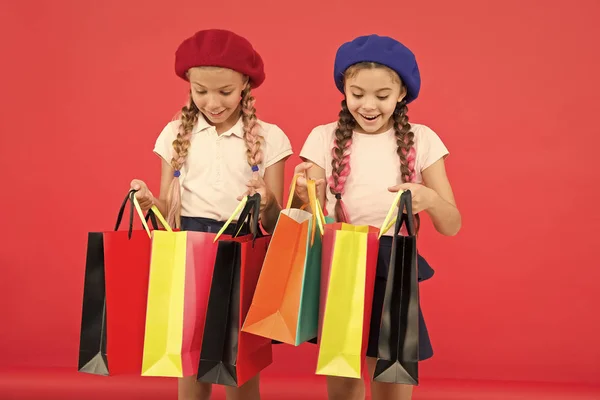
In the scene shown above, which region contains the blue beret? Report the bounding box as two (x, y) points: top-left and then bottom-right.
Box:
(333, 34), (421, 104)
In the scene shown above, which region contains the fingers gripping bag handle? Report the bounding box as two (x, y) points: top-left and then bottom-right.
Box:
(306, 179), (325, 244)
(379, 190), (416, 239)
(234, 193), (262, 239)
(212, 193), (262, 243)
(285, 174), (301, 210)
(114, 189), (173, 239)
(394, 190), (415, 238)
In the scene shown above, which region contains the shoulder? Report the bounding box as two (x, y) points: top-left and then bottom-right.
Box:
(408, 122), (450, 167)
(306, 121), (338, 143)
(153, 119), (182, 160)
(256, 119), (294, 166)
(256, 119), (290, 142)
(298, 121), (338, 168)
(409, 123), (447, 147)
(409, 122), (439, 138)
(157, 119), (182, 141)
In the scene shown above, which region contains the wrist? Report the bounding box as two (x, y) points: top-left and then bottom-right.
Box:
(262, 190), (279, 212)
(424, 188), (442, 214)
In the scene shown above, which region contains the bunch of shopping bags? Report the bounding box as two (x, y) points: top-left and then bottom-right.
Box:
(78, 177), (422, 386)
(78, 189), (271, 386)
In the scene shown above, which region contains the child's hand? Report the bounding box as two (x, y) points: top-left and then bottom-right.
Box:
(293, 162), (326, 205)
(388, 183), (436, 214)
(130, 179), (154, 211)
(237, 174), (275, 212)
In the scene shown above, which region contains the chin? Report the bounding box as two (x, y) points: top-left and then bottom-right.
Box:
(351, 111), (393, 134)
(358, 123), (385, 133)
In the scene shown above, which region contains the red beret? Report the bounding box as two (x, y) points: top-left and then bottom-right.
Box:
(174, 29), (265, 88)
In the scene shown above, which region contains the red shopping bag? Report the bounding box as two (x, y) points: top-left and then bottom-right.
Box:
(79, 190), (157, 376)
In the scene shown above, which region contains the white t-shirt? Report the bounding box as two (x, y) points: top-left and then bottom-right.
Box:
(300, 121), (449, 235)
(153, 113), (293, 221)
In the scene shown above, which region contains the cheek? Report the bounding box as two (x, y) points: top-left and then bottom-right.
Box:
(224, 95), (241, 109)
(381, 100), (398, 115)
(345, 97), (363, 113)
(191, 93), (206, 109)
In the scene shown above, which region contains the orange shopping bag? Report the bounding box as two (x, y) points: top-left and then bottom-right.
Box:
(242, 176), (324, 345)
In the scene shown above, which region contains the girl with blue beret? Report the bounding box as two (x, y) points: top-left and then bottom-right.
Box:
(293, 34), (462, 399)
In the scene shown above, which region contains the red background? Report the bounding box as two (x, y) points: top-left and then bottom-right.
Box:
(1, 0), (599, 387)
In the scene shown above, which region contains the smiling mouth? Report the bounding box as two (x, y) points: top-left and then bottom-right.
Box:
(207, 109), (225, 117)
(360, 113), (381, 121)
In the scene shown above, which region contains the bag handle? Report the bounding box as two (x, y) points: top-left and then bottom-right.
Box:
(114, 190), (157, 239)
(286, 174), (326, 227)
(233, 193), (262, 239)
(379, 190), (416, 238)
(286, 173), (326, 241)
(115, 190), (173, 239)
(394, 190), (415, 237)
(307, 179), (325, 244)
(213, 194), (262, 242)
(379, 190), (404, 238)
(285, 174), (301, 210)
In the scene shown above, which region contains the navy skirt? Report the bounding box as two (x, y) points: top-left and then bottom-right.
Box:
(181, 216), (249, 236)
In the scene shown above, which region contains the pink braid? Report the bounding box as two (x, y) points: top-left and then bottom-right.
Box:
(393, 100), (420, 234)
(329, 99), (356, 223)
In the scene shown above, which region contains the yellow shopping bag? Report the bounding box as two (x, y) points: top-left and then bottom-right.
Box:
(140, 201), (231, 378)
(315, 223), (380, 379)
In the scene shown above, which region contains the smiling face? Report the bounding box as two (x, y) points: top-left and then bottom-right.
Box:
(188, 67), (248, 130)
(344, 63), (407, 134)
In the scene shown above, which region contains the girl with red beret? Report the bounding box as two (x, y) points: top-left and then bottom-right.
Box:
(293, 34), (462, 400)
(131, 29), (292, 400)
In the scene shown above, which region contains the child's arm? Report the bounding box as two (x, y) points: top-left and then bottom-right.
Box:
(152, 158), (175, 219)
(421, 158), (461, 236)
(390, 158), (461, 236)
(258, 160), (286, 234)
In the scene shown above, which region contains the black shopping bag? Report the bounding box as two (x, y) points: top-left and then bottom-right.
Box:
(373, 190), (420, 385)
(196, 194), (273, 387)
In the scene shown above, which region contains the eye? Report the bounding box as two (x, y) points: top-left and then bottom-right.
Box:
(195, 89), (207, 95)
(220, 91), (233, 96)
(377, 96), (389, 100)
(351, 93), (363, 99)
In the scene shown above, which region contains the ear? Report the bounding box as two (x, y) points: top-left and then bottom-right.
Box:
(397, 85), (408, 102)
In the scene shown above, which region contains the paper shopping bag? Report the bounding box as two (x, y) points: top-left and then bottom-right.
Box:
(373, 190), (420, 385)
(141, 207), (218, 378)
(242, 176), (325, 345)
(78, 232), (109, 375)
(315, 222), (379, 379)
(197, 194), (273, 387)
(78, 190), (157, 376)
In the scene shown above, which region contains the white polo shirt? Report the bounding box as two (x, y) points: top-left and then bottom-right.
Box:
(153, 113), (293, 221)
(300, 121), (449, 235)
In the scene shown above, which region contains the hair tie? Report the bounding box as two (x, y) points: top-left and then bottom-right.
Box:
(335, 193), (342, 200)
(174, 170), (181, 178)
(251, 165), (259, 172)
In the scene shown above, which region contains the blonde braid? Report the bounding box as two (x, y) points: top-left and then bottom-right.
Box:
(241, 85), (263, 171)
(166, 91), (199, 229)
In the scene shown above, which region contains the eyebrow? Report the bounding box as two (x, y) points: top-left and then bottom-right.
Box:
(193, 83), (234, 90)
(349, 85), (392, 92)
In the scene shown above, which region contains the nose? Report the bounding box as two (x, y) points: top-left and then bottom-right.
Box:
(206, 95), (220, 109)
(363, 96), (376, 110)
